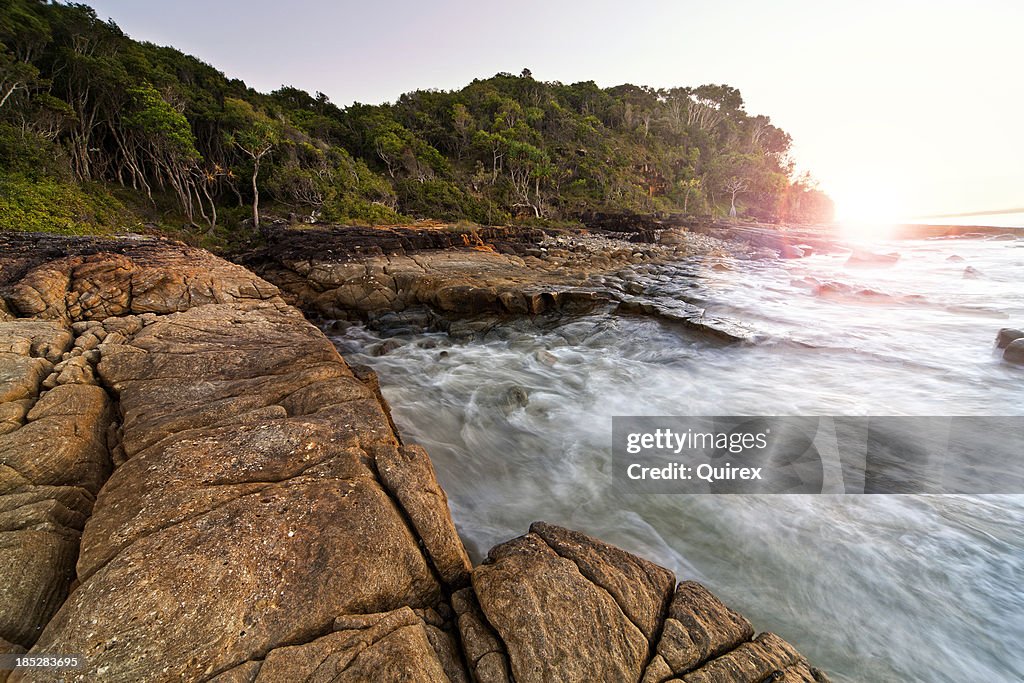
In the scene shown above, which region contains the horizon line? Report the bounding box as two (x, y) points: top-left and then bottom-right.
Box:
(916, 207), (1024, 219)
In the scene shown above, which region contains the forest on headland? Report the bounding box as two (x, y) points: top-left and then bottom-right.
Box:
(0, 0), (833, 245)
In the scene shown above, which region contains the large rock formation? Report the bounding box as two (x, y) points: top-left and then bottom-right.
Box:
(0, 234), (828, 682)
(240, 225), (652, 321)
(241, 224), (755, 342)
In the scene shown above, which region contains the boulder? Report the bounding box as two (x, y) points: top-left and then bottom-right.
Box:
(1004, 338), (1024, 365)
(3, 240), (278, 323)
(643, 581), (753, 679)
(470, 522), (674, 683)
(996, 328), (1024, 349)
(845, 251), (899, 267)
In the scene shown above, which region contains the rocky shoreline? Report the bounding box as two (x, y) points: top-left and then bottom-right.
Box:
(0, 231), (830, 682)
(239, 221), (796, 345)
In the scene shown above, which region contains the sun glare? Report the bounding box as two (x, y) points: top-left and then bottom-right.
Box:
(832, 190), (906, 240)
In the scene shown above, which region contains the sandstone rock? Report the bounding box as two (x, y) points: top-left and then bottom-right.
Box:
(0, 637), (27, 683)
(8, 263), (71, 319)
(471, 528), (654, 683)
(0, 322), (72, 363)
(1004, 338), (1024, 364)
(4, 239), (279, 323)
(452, 587), (512, 683)
(0, 382), (111, 648)
(1, 384), (111, 496)
(529, 521), (675, 641)
(679, 632), (829, 683)
(53, 356), (94, 386)
(376, 444), (473, 588)
(0, 527), (79, 648)
(0, 400), (31, 436)
(23, 300), (468, 681)
(1, 236), (828, 682)
(996, 328), (1024, 349)
(211, 608), (464, 683)
(0, 354), (51, 404)
(645, 581), (754, 678)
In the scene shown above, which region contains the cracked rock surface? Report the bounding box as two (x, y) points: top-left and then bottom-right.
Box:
(1, 234), (828, 682)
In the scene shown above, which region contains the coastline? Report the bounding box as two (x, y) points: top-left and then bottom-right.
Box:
(0, 231), (831, 681)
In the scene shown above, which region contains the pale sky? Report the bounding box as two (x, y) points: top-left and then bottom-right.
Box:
(87, 0), (1023, 221)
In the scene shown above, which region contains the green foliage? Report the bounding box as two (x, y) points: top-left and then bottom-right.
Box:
(0, 171), (134, 234)
(395, 178), (508, 224)
(0, 122), (65, 178)
(124, 83), (200, 161)
(223, 97), (280, 159)
(0, 0), (833, 241)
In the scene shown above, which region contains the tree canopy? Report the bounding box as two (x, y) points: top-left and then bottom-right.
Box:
(0, 0), (833, 235)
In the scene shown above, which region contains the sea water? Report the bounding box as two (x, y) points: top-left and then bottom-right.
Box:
(330, 233), (1024, 682)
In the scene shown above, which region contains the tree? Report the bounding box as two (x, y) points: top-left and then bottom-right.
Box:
(122, 83), (202, 220)
(223, 98), (280, 232)
(724, 176), (748, 218)
(0, 49), (36, 109)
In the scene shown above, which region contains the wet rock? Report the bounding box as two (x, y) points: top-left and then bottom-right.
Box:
(534, 350), (557, 366)
(963, 266), (982, 279)
(845, 251), (899, 267)
(946, 254), (965, 262)
(327, 319), (354, 334)
(996, 328), (1024, 349)
(504, 385), (529, 410)
(370, 338), (404, 356)
(1004, 339), (1024, 364)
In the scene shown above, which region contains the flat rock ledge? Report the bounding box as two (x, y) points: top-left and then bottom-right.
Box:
(0, 234), (828, 682)
(240, 224), (762, 344)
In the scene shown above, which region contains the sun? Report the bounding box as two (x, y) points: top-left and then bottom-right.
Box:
(831, 189), (907, 240)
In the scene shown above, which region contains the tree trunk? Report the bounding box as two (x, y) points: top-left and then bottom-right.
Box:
(251, 159), (261, 230)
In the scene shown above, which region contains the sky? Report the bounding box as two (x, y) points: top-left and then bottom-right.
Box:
(86, 0), (1023, 222)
